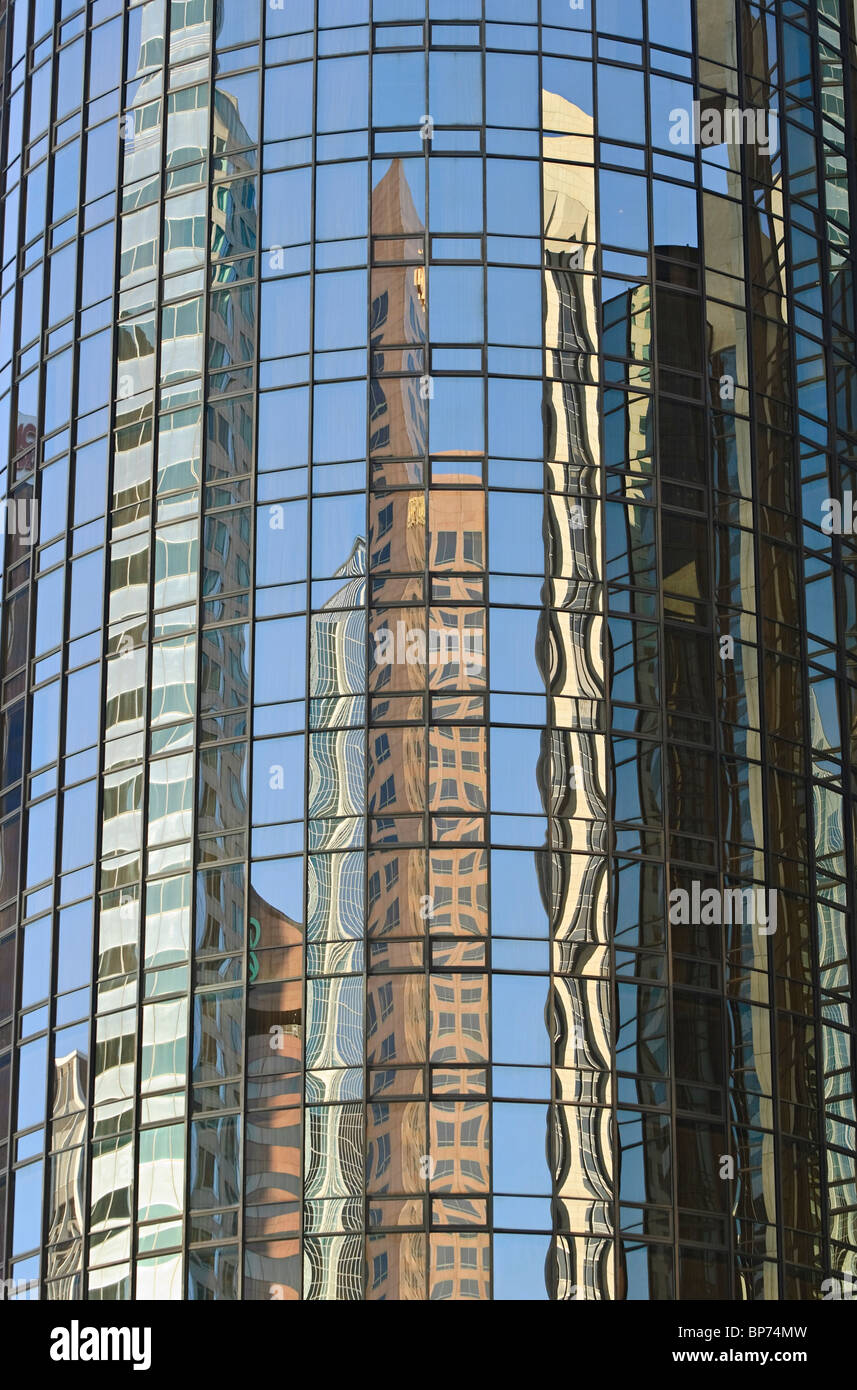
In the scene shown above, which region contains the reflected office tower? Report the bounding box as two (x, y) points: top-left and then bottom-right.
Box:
(1, 0), (856, 1303)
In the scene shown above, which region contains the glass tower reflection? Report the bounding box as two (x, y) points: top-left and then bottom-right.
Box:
(0, 0), (856, 1303)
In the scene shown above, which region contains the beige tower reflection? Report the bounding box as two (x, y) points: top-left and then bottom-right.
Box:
(542, 89), (614, 1301)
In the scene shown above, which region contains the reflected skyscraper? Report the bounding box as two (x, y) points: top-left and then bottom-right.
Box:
(0, 0), (856, 1304)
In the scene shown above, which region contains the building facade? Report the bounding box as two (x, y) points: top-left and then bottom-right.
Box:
(0, 0), (856, 1301)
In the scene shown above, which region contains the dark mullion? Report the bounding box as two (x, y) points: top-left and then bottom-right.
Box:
(417, 478), (430, 1286)
(35, 0), (75, 1303)
(178, 0), (223, 1302)
(232, 0), (264, 1310)
(804, 0), (841, 1292)
(644, 0), (677, 1301)
(834, 0), (857, 1232)
(0, 0), (12, 1286)
(181, 0), (216, 1305)
(775, 0), (826, 1298)
(0, 0), (36, 1289)
(746, 0), (783, 1302)
(4, 0), (66, 1295)
(6, 0), (55, 1299)
(77, 0), (126, 1297)
(299, 0), (319, 1302)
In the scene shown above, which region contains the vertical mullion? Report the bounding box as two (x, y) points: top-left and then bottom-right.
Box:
(182, 0), (216, 1301)
(81, 0), (130, 1299)
(300, 0), (319, 1301)
(235, 0), (265, 1311)
(37, 0), (70, 1302)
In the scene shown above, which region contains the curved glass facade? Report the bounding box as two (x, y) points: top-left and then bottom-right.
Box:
(0, 0), (856, 1303)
